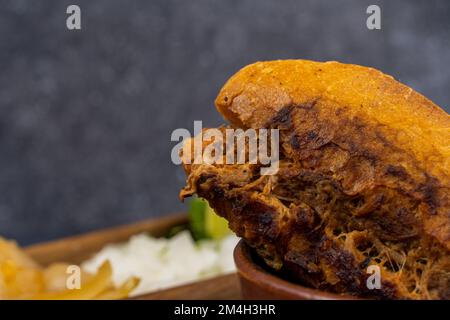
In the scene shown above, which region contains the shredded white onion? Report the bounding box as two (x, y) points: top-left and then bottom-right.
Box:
(82, 231), (239, 296)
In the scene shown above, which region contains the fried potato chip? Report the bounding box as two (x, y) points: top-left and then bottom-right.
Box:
(32, 261), (112, 300)
(0, 237), (139, 300)
(95, 277), (140, 300)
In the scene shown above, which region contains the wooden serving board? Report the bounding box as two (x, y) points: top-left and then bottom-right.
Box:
(24, 213), (242, 300)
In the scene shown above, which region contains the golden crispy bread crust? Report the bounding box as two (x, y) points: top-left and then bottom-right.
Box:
(181, 60), (450, 298)
(215, 60), (450, 250)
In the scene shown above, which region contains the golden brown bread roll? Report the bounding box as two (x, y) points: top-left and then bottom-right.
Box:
(181, 60), (450, 299)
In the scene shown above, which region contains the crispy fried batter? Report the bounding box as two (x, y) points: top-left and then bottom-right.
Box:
(180, 60), (450, 299)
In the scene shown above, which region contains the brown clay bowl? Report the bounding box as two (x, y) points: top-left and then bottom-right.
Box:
(234, 239), (356, 300)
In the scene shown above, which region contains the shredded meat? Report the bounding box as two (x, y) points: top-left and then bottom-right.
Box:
(180, 125), (449, 299)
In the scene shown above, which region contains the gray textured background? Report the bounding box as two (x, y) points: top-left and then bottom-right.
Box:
(0, 0), (449, 245)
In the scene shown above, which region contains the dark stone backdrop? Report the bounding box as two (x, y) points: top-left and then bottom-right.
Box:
(0, 0), (449, 244)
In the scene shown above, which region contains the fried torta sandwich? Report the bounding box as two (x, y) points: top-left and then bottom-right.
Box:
(180, 60), (450, 299)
